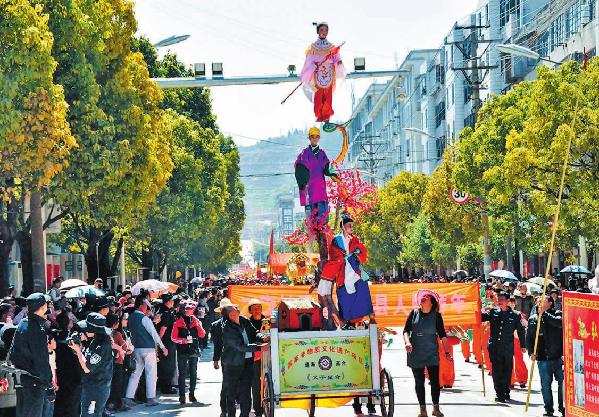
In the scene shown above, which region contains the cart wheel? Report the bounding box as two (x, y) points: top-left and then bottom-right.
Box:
(307, 394), (316, 417)
(380, 368), (394, 417)
(263, 373), (275, 417)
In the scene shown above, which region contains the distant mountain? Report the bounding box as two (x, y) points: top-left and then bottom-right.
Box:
(239, 129), (342, 242)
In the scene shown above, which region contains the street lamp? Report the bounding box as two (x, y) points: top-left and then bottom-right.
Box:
(495, 43), (561, 65)
(153, 34), (190, 48)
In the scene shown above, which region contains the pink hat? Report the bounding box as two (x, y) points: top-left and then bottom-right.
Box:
(415, 289), (440, 304)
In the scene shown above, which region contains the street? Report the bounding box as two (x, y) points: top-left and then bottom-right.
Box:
(121, 334), (547, 417)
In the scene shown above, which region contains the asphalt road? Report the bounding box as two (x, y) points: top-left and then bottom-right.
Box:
(120, 334), (549, 417)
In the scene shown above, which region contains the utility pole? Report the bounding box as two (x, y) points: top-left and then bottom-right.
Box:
(447, 16), (497, 279)
(358, 134), (386, 184)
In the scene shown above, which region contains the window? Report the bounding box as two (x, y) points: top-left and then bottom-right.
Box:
(500, 0), (521, 28)
(464, 83), (472, 104)
(435, 64), (445, 84)
(591, 0), (597, 20)
(535, 31), (549, 58)
(435, 101), (446, 128)
(436, 136), (447, 159)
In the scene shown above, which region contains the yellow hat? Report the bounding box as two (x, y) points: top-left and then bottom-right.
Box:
(308, 127), (320, 137)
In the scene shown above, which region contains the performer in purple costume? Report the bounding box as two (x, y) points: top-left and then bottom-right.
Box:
(294, 126), (338, 270)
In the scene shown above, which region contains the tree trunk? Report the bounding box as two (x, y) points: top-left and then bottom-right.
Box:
(109, 238), (124, 277)
(0, 197), (18, 297)
(141, 249), (153, 280)
(30, 192), (46, 292)
(84, 229), (113, 282)
(15, 231), (33, 295)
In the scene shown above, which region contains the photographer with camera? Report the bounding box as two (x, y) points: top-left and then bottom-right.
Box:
(69, 312), (114, 417)
(9, 293), (53, 417)
(171, 301), (206, 405)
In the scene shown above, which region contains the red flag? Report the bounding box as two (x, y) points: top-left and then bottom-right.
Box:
(583, 48), (589, 70)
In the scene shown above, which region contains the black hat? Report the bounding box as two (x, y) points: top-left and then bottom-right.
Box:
(160, 293), (174, 303)
(94, 296), (112, 310)
(26, 293), (50, 312)
(497, 291), (510, 299)
(313, 21), (329, 32)
(78, 312), (111, 335)
(340, 212), (354, 228)
(550, 288), (560, 294)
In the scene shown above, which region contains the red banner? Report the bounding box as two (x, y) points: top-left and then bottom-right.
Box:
(228, 283), (481, 327)
(563, 291), (599, 417)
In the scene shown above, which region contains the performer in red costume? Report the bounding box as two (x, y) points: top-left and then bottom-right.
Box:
(300, 22), (346, 122)
(321, 213), (373, 328)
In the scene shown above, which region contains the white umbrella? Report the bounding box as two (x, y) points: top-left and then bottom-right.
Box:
(453, 270), (468, 277)
(490, 270), (518, 281)
(190, 277), (203, 285)
(65, 285), (105, 299)
(560, 265), (592, 274)
(131, 279), (169, 296)
(527, 277), (556, 287)
(59, 279), (88, 290)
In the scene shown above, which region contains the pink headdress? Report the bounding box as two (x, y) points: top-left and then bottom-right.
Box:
(415, 289), (440, 304)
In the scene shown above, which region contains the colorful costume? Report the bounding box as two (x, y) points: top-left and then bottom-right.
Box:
(300, 37), (346, 122)
(295, 127), (338, 266)
(321, 232), (373, 322)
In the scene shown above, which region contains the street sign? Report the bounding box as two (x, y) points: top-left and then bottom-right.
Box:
(450, 188), (470, 204)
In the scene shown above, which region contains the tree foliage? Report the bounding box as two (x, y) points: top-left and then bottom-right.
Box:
(454, 60), (599, 255)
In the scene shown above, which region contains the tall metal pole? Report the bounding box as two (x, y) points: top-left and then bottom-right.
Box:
(30, 192), (47, 292)
(468, 21), (492, 280)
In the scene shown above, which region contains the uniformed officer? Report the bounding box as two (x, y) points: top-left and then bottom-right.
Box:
(69, 312), (114, 417)
(481, 290), (526, 403)
(9, 293), (53, 417)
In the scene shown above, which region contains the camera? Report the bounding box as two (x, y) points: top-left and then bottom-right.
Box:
(66, 332), (82, 346)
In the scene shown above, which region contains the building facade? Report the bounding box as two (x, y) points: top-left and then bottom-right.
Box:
(349, 0), (598, 183)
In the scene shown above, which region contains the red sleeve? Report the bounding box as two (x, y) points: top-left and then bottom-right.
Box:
(171, 318), (187, 344)
(193, 317), (206, 338)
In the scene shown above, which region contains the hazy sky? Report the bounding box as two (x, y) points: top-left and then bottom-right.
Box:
(134, 0), (477, 146)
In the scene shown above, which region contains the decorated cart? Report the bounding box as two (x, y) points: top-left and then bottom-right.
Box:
(261, 298), (394, 417)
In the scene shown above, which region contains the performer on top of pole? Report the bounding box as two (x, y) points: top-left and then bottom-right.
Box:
(300, 22), (346, 122)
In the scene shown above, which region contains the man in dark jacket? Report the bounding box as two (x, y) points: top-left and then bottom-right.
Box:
(9, 293), (53, 417)
(526, 295), (564, 417)
(220, 299), (264, 417)
(481, 291), (526, 403)
(212, 313), (227, 417)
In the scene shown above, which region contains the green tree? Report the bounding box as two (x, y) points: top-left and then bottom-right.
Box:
(42, 0), (173, 280)
(128, 42), (245, 275)
(0, 0), (75, 293)
(357, 171), (429, 270)
(453, 60), (599, 263)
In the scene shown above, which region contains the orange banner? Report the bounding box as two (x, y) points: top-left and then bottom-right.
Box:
(228, 283), (481, 327)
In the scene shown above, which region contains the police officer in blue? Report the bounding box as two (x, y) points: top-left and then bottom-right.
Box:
(481, 290), (526, 403)
(9, 293), (53, 417)
(69, 312), (114, 417)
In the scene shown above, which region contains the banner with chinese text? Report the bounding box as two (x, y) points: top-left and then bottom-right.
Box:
(278, 335), (372, 393)
(563, 292), (599, 417)
(228, 283), (480, 327)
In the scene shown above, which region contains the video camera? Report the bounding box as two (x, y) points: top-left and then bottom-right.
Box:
(66, 331), (82, 346)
